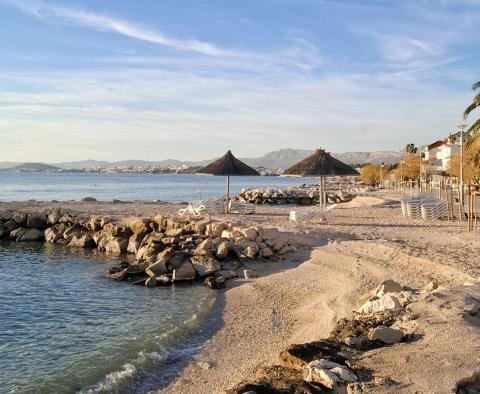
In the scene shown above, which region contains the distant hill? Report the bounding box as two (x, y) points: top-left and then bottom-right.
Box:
(2, 162), (61, 172)
(1, 149), (403, 172)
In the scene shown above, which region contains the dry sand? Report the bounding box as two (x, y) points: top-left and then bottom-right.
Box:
(1, 194), (479, 393)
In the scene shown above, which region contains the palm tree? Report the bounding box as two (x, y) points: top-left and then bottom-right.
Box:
(405, 143), (417, 155)
(464, 81), (480, 140)
(463, 81), (480, 168)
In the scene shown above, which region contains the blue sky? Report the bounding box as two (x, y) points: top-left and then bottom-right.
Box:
(0, 0), (479, 162)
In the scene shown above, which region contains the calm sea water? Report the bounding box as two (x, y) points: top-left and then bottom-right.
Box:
(0, 242), (217, 394)
(0, 172), (311, 202)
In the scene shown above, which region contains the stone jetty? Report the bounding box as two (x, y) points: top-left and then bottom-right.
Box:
(238, 184), (355, 205)
(0, 208), (297, 289)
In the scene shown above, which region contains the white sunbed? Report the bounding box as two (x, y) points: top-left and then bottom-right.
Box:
(229, 200), (255, 214)
(178, 198), (225, 216)
(420, 199), (448, 220)
(290, 204), (337, 224)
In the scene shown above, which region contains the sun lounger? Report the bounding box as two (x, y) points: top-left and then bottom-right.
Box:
(420, 199), (447, 220)
(290, 204), (337, 224)
(178, 198), (225, 216)
(229, 200), (255, 214)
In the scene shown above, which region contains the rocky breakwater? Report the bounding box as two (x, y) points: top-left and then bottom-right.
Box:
(238, 185), (354, 205)
(0, 208), (297, 290)
(226, 279), (431, 393)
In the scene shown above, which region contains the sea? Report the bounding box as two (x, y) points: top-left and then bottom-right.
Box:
(0, 172), (311, 394)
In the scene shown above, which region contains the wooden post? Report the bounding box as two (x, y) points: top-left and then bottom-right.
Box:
(226, 175), (230, 213)
(318, 176), (323, 208)
(457, 180), (462, 221)
(444, 179), (451, 222)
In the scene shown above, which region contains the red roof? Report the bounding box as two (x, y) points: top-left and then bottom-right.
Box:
(427, 140), (445, 150)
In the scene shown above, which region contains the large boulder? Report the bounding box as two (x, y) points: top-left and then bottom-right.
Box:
(44, 226), (65, 243)
(304, 359), (357, 388)
(373, 279), (402, 297)
(369, 325), (403, 344)
(191, 253), (221, 276)
(129, 218), (151, 234)
(69, 234), (95, 248)
(206, 222), (227, 238)
(196, 238), (214, 253)
(13, 212), (28, 226)
(172, 260), (196, 281)
(63, 223), (85, 242)
(16, 228), (44, 242)
(357, 294), (402, 314)
(0, 221), (4, 238)
(26, 211), (47, 229)
(4, 220), (20, 233)
(127, 232), (147, 254)
(216, 242), (229, 260)
(47, 208), (62, 225)
(103, 237), (128, 255)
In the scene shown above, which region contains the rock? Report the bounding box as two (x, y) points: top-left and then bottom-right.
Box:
(259, 247), (274, 258)
(242, 227), (258, 241)
(373, 279), (402, 297)
(44, 227), (65, 243)
(156, 247), (175, 264)
(156, 275), (171, 285)
(172, 261), (196, 281)
(243, 269), (254, 279)
(63, 223), (85, 242)
(197, 361), (212, 370)
(145, 260), (168, 277)
(206, 222), (227, 238)
(145, 277), (157, 287)
(0, 221), (4, 238)
(196, 238), (214, 252)
(127, 232), (147, 254)
(304, 359), (357, 388)
(168, 251), (187, 269)
(279, 340), (356, 371)
(424, 280), (438, 292)
(16, 228), (44, 242)
(244, 245), (258, 259)
(344, 336), (363, 347)
(369, 325), (403, 344)
(216, 241), (229, 260)
(81, 196), (97, 202)
(464, 303), (479, 315)
(357, 294), (402, 314)
(191, 253), (221, 276)
(166, 228), (184, 237)
(69, 234), (94, 248)
(129, 218), (151, 234)
(219, 269), (237, 280)
(13, 212), (28, 226)
(221, 229), (243, 239)
(278, 245), (296, 255)
(106, 268), (127, 281)
(100, 216), (111, 227)
(204, 276), (226, 289)
(26, 211), (47, 229)
(104, 237), (128, 255)
(4, 220), (20, 233)
(47, 208), (62, 225)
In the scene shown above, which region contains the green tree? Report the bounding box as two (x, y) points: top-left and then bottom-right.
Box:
(405, 143), (417, 155)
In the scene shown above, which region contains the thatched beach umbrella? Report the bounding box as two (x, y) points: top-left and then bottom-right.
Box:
(283, 148), (358, 208)
(196, 150), (259, 212)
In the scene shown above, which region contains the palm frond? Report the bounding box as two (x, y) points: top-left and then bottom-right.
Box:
(466, 119), (480, 142)
(463, 93), (480, 119)
(473, 81), (480, 91)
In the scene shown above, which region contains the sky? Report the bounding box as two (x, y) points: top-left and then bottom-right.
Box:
(0, 0), (479, 162)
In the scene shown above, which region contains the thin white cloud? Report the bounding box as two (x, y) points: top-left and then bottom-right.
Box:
(2, 0), (222, 55)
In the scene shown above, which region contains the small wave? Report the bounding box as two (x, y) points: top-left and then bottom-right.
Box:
(80, 363), (137, 394)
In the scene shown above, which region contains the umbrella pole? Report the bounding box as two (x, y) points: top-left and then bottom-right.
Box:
(319, 176), (323, 209)
(226, 175), (230, 213)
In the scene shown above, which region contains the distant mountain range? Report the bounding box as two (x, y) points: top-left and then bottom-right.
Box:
(0, 148), (402, 171)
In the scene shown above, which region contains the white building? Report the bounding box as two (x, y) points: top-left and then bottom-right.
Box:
(422, 137), (460, 173)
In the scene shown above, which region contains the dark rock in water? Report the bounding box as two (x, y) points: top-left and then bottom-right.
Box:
(279, 340), (358, 371)
(119, 261), (129, 269)
(108, 266), (122, 274)
(156, 274), (171, 285)
(26, 211), (47, 229)
(4, 220), (20, 233)
(106, 268), (126, 281)
(131, 276), (148, 285)
(13, 213), (28, 226)
(226, 365), (325, 393)
(69, 234), (95, 248)
(145, 277), (157, 287)
(81, 197), (97, 202)
(204, 276), (226, 289)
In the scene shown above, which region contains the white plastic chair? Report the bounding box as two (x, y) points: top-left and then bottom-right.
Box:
(229, 200), (255, 214)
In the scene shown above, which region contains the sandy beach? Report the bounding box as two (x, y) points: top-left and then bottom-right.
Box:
(1, 194), (479, 393)
(151, 193), (479, 393)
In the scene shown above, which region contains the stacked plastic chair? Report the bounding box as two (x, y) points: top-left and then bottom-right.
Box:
(420, 199), (447, 220)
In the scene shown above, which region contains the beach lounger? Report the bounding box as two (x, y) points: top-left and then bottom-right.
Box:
(290, 204), (337, 224)
(420, 199), (447, 220)
(229, 200), (255, 214)
(178, 198), (225, 216)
